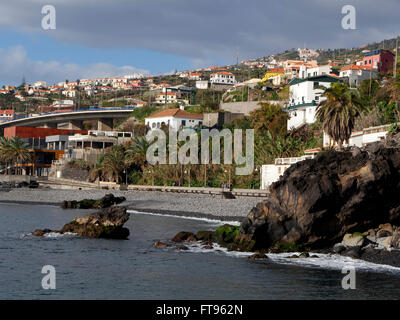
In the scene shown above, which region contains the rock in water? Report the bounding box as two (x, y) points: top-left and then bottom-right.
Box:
(60, 207), (130, 239)
(61, 194), (126, 209)
(240, 134), (400, 250)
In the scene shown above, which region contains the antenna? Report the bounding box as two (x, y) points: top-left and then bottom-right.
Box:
(236, 47), (239, 66)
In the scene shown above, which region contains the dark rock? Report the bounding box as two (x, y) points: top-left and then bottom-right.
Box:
(359, 246), (400, 267)
(61, 194), (126, 209)
(32, 229), (58, 236)
(299, 252), (310, 258)
(222, 192), (236, 199)
(203, 245), (214, 250)
(239, 135), (400, 251)
(333, 243), (346, 253)
(172, 231), (195, 242)
(176, 245), (189, 251)
(341, 246), (362, 258)
(60, 206), (130, 239)
(196, 231), (216, 242)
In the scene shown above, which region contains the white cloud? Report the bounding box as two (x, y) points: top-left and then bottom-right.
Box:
(0, 0), (400, 72)
(0, 46), (150, 85)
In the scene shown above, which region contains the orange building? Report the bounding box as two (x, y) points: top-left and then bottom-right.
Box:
(4, 126), (87, 139)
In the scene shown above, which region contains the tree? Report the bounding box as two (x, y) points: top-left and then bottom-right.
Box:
(102, 145), (126, 183)
(125, 136), (151, 169)
(316, 82), (363, 150)
(0, 137), (30, 174)
(250, 102), (288, 136)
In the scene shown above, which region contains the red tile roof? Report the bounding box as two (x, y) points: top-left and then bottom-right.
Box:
(340, 65), (374, 72)
(147, 108), (203, 119)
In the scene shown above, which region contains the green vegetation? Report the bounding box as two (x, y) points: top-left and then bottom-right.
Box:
(316, 83), (363, 150)
(0, 137), (31, 174)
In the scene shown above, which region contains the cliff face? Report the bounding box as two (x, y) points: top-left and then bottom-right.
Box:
(240, 134), (400, 250)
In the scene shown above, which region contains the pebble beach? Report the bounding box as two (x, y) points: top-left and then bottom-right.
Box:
(0, 188), (261, 221)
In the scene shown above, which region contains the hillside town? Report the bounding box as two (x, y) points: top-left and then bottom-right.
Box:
(0, 38), (399, 191)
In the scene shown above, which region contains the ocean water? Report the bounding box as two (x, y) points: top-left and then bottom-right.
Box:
(0, 203), (399, 300)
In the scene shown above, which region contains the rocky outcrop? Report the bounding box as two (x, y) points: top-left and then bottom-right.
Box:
(61, 193), (126, 209)
(332, 224), (400, 267)
(240, 134), (400, 251)
(32, 206), (130, 239)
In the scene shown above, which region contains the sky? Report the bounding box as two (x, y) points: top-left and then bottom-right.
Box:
(0, 0), (399, 86)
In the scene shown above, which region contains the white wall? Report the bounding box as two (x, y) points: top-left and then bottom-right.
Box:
(261, 164), (290, 190)
(145, 116), (203, 131)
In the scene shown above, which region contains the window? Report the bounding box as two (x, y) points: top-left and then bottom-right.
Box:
(182, 120), (186, 126)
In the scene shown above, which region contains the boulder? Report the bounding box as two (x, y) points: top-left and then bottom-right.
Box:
(172, 231), (196, 242)
(196, 231), (216, 242)
(391, 230), (400, 249)
(32, 206), (130, 239)
(61, 194), (126, 209)
(239, 135), (400, 251)
(333, 243), (346, 253)
(342, 233), (365, 247)
(376, 236), (392, 250)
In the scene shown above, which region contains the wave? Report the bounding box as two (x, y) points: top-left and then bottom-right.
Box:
(127, 209), (241, 226)
(178, 242), (400, 274)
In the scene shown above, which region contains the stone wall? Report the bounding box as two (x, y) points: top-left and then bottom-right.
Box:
(219, 101), (284, 116)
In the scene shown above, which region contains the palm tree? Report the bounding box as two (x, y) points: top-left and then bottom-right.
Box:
(0, 137), (30, 174)
(316, 83), (363, 150)
(125, 136), (151, 169)
(102, 145), (126, 183)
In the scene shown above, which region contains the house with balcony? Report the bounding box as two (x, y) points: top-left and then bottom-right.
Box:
(286, 75), (341, 129)
(145, 108), (203, 131)
(210, 72), (236, 85)
(362, 49), (395, 74)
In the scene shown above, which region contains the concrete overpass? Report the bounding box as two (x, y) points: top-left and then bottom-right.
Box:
(0, 107), (135, 131)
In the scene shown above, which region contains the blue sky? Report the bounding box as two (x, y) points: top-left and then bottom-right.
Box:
(0, 0), (399, 86)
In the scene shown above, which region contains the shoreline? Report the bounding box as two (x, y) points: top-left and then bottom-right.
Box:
(1, 189), (399, 269)
(0, 199), (244, 223)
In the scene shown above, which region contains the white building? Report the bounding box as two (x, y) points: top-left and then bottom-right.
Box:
(323, 124), (389, 148)
(145, 108), (203, 130)
(299, 65), (332, 79)
(210, 72), (236, 85)
(287, 75), (341, 129)
(33, 81), (47, 89)
(339, 65), (378, 87)
(155, 92), (179, 105)
(196, 80), (210, 90)
(261, 154), (316, 190)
